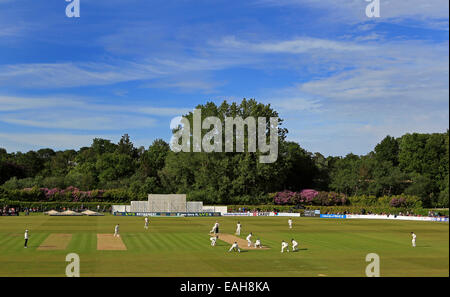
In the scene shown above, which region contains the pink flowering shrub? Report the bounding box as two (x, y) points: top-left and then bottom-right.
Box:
(300, 189), (319, 204)
(390, 197), (406, 207)
(273, 190), (296, 205)
(15, 187), (111, 202)
(273, 189), (347, 206)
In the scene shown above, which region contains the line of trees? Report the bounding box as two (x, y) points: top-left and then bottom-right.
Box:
(0, 99), (448, 207)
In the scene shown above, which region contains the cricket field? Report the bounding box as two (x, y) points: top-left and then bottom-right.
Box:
(0, 215), (448, 277)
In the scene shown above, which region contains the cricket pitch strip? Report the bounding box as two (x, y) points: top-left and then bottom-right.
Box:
(97, 234), (127, 250)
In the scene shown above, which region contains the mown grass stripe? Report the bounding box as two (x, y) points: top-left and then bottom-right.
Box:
(156, 232), (178, 252)
(140, 233), (160, 252)
(146, 233), (165, 251)
(192, 233), (211, 251)
(136, 233), (153, 250)
(170, 233), (197, 251)
(156, 232), (177, 251)
(177, 232), (205, 251)
(124, 234), (144, 251)
(0, 233), (12, 246)
(1, 236), (23, 251)
(2, 233), (49, 251)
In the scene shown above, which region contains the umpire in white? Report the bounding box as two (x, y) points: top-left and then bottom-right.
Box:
(24, 229), (29, 248)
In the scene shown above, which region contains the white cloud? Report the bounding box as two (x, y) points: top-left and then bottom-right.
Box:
(273, 97), (322, 113)
(1, 112), (157, 131)
(0, 95), (190, 116)
(0, 133), (114, 152)
(255, 0), (449, 29)
(0, 56), (247, 89)
(0, 94), (192, 133)
(299, 42), (449, 103)
(0, 62), (166, 88)
(0, 25), (21, 37)
(214, 36), (368, 54)
(256, 38), (449, 156)
(141, 74), (226, 94)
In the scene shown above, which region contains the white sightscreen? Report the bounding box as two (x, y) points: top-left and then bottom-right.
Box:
(186, 201), (203, 212)
(148, 194), (187, 212)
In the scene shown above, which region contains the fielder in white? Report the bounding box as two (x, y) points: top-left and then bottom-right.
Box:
(210, 236), (218, 246)
(210, 222), (219, 234)
(236, 221), (241, 236)
(291, 239), (298, 251)
(144, 217), (149, 230)
(254, 238), (262, 248)
(288, 218), (293, 229)
(228, 241), (241, 253)
(411, 232), (416, 247)
(281, 240), (289, 253)
(246, 233), (253, 247)
(114, 224), (120, 237)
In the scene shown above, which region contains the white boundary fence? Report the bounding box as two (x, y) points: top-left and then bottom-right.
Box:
(346, 214), (449, 222)
(112, 205), (131, 213)
(202, 205), (228, 214)
(222, 212), (300, 217)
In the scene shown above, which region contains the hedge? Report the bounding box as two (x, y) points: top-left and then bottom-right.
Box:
(227, 204), (301, 213)
(1, 186), (143, 203)
(226, 204), (446, 216)
(0, 200), (113, 211)
(271, 190), (423, 208)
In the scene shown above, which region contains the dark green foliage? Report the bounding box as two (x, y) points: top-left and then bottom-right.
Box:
(0, 100), (448, 207)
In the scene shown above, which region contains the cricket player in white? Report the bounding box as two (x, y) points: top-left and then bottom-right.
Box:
(236, 221), (241, 236)
(24, 229), (29, 248)
(254, 238), (262, 248)
(281, 240), (289, 253)
(210, 236), (218, 246)
(228, 241), (241, 253)
(288, 218), (293, 229)
(246, 233), (253, 247)
(291, 239), (298, 251)
(210, 222), (219, 234)
(144, 217), (149, 229)
(114, 224), (120, 237)
(411, 232), (416, 247)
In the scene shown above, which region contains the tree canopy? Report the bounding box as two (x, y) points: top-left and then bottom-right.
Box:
(0, 99), (448, 207)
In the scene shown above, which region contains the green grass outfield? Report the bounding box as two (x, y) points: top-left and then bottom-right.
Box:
(0, 215), (448, 277)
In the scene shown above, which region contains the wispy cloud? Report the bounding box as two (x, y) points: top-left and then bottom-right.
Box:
(213, 36), (368, 53)
(0, 132), (116, 152)
(255, 38), (449, 156)
(0, 95), (190, 116)
(0, 56), (247, 89)
(0, 0), (447, 156)
(0, 94), (191, 132)
(254, 0), (449, 29)
(0, 62), (166, 88)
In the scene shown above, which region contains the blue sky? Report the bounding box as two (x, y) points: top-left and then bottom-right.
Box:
(0, 0), (448, 156)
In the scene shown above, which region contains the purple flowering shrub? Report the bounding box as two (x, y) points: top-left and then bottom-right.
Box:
(299, 189), (318, 204)
(389, 196), (407, 207)
(273, 190), (296, 205)
(19, 187), (108, 202)
(273, 189), (347, 206)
